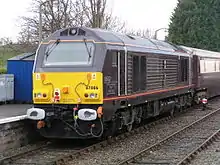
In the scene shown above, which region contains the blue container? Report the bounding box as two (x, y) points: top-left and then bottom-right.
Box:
(7, 52), (35, 103)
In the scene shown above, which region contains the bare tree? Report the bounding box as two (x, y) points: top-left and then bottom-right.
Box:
(0, 37), (13, 46)
(17, 0), (125, 47)
(17, 0), (76, 44)
(84, 0), (107, 28)
(122, 28), (154, 39)
(79, 0), (125, 31)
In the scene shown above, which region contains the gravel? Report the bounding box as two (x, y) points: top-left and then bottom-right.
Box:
(0, 140), (95, 164)
(137, 110), (220, 165)
(190, 139), (220, 165)
(68, 99), (220, 165)
(0, 142), (47, 160)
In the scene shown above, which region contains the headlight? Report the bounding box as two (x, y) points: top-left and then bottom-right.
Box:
(78, 109), (97, 121)
(37, 93), (42, 98)
(84, 111), (95, 118)
(84, 92), (99, 99)
(26, 108), (46, 120)
(90, 93), (95, 98)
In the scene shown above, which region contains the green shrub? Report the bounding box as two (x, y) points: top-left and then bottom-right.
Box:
(0, 68), (7, 74)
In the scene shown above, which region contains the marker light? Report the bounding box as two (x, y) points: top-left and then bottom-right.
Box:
(62, 87), (69, 94)
(87, 73), (92, 81)
(41, 74), (46, 81)
(43, 93), (47, 97)
(84, 93), (88, 97)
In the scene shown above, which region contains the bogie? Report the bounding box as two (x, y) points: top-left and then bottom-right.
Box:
(105, 92), (194, 137)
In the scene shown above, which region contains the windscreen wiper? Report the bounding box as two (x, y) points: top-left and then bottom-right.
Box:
(45, 39), (60, 60)
(83, 38), (92, 62)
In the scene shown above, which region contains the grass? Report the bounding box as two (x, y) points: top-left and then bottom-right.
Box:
(0, 45), (23, 69)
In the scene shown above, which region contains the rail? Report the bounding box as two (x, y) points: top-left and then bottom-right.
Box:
(117, 107), (220, 165)
(177, 129), (220, 165)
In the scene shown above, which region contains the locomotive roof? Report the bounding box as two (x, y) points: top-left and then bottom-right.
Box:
(85, 27), (187, 54)
(48, 27), (188, 56)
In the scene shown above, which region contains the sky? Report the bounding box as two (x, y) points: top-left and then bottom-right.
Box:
(0, 0), (178, 41)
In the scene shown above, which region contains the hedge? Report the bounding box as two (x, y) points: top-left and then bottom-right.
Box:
(0, 68), (7, 74)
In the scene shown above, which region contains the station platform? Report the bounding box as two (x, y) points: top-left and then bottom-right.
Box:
(0, 104), (32, 124)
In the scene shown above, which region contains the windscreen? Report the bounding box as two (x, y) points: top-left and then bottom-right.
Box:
(43, 41), (95, 66)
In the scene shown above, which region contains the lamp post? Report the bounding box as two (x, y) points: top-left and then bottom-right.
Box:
(39, 0), (58, 44)
(153, 28), (168, 40)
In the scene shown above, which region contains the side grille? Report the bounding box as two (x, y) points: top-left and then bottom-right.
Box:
(127, 53), (133, 94)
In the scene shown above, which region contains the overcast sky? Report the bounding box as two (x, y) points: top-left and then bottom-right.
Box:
(0, 0), (178, 41)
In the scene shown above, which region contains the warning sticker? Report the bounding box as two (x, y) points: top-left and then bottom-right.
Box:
(36, 73), (41, 80)
(92, 73), (96, 80)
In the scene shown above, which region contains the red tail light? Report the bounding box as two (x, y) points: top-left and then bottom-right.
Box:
(202, 98), (207, 104)
(55, 92), (59, 95)
(55, 95), (60, 100)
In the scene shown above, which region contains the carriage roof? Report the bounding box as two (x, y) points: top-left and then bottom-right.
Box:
(180, 46), (220, 59)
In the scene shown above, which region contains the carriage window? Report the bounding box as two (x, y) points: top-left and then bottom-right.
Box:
(218, 61), (220, 71)
(201, 58), (220, 73)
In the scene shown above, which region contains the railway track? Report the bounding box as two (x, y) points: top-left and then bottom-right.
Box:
(117, 106), (220, 165)
(177, 128), (220, 165)
(0, 97), (219, 165)
(0, 115), (174, 165)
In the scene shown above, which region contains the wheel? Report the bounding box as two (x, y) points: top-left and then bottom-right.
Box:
(126, 124), (133, 132)
(135, 117), (141, 124)
(103, 121), (116, 139)
(170, 108), (175, 118)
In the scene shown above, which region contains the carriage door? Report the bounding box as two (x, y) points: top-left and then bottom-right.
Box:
(189, 54), (193, 86)
(192, 55), (199, 88)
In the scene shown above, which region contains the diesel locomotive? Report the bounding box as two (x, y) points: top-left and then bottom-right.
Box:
(26, 27), (220, 139)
